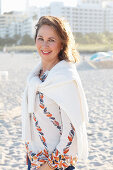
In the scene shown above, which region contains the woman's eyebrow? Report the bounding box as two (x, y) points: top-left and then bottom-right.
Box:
(48, 37), (56, 40)
(37, 35), (43, 37)
(37, 35), (56, 40)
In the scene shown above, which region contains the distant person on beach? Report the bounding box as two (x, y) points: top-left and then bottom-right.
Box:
(3, 46), (7, 53)
(82, 55), (85, 61)
(21, 16), (89, 170)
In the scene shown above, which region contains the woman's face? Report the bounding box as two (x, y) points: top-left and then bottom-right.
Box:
(36, 25), (62, 62)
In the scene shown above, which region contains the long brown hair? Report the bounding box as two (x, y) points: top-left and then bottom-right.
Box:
(35, 16), (80, 63)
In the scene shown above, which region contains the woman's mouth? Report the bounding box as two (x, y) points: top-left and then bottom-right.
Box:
(41, 50), (51, 55)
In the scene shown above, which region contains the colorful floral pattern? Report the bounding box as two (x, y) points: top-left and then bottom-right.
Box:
(39, 92), (62, 134)
(47, 123), (77, 169)
(25, 70), (77, 169)
(25, 142), (48, 169)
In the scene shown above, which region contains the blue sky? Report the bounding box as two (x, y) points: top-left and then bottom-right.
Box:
(2, 0), (77, 13)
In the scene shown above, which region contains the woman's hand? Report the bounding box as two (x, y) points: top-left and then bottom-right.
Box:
(38, 162), (54, 170)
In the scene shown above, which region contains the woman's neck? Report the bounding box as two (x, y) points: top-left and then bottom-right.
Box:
(41, 59), (60, 73)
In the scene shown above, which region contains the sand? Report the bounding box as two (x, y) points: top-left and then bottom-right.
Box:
(0, 52), (113, 170)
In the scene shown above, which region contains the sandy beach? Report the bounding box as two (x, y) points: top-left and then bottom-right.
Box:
(0, 52), (113, 170)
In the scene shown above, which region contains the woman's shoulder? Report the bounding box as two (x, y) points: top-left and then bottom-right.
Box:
(46, 60), (78, 83)
(50, 60), (76, 74)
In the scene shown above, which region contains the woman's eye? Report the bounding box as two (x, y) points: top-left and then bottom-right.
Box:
(48, 39), (55, 42)
(37, 38), (43, 41)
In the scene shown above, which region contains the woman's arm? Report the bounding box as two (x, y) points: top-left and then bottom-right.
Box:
(47, 108), (78, 169)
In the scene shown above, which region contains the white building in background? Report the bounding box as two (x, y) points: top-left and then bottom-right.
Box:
(39, 2), (64, 18)
(0, 0), (113, 39)
(39, 1), (113, 33)
(0, 11), (38, 38)
(80, 0), (102, 4)
(104, 1), (113, 32)
(0, 0), (1, 15)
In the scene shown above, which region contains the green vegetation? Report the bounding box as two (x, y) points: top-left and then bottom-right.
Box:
(77, 44), (113, 53)
(20, 35), (35, 45)
(73, 32), (112, 44)
(0, 34), (35, 47)
(0, 32), (113, 53)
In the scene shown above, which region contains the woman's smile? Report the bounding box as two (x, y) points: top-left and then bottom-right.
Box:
(36, 25), (62, 62)
(41, 50), (52, 55)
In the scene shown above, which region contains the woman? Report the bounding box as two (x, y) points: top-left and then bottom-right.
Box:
(21, 16), (89, 170)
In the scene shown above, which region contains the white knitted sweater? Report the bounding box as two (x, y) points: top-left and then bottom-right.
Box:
(21, 60), (89, 160)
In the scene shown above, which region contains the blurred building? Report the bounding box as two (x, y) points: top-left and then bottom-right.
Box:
(104, 1), (113, 32)
(0, 0), (113, 39)
(39, 1), (113, 33)
(0, 0), (1, 15)
(80, 0), (102, 3)
(0, 11), (38, 38)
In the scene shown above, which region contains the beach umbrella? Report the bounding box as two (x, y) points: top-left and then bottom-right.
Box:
(90, 52), (112, 61)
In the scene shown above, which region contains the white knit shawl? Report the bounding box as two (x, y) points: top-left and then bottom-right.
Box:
(21, 60), (89, 160)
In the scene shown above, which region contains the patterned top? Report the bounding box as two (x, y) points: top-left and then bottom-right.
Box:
(25, 69), (78, 169)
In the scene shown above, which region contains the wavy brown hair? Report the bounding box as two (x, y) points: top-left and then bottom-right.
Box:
(35, 16), (80, 63)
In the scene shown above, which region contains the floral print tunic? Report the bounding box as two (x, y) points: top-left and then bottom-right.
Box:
(25, 70), (78, 169)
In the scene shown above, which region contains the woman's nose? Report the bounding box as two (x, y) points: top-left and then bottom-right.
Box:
(42, 41), (49, 47)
